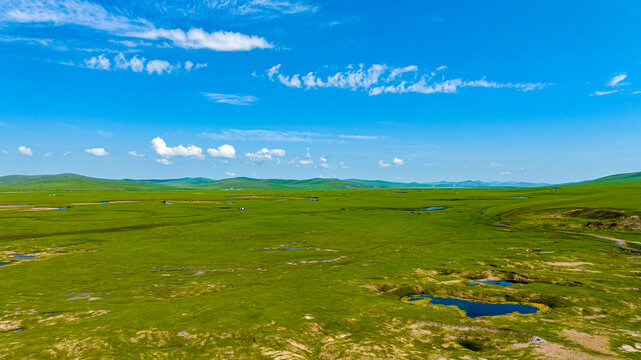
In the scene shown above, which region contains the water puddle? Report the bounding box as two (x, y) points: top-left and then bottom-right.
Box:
(512, 196), (530, 199)
(414, 206), (448, 211)
(161, 201), (174, 205)
(0, 263), (7, 266)
(471, 279), (523, 286)
(401, 294), (547, 318)
(264, 247), (309, 251)
(9, 253), (36, 260)
(27, 207), (69, 211)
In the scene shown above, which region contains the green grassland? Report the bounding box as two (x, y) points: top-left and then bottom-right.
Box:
(0, 177), (640, 358)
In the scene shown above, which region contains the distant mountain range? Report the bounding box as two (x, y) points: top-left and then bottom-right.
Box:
(0, 172), (638, 191)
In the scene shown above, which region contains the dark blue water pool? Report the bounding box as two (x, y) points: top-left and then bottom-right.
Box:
(404, 295), (541, 318)
(471, 279), (523, 286)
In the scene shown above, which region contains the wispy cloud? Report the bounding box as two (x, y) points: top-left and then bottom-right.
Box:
(206, 0), (317, 16)
(607, 73), (627, 87)
(591, 90), (619, 96)
(267, 64), (548, 96)
(156, 158), (172, 165)
(0, 0), (272, 52)
(339, 134), (379, 140)
(202, 129), (319, 142)
(127, 28), (272, 51)
(203, 93), (257, 106)
(0, 0), (151, 32)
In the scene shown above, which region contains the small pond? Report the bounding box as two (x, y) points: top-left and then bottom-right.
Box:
(414, 206), (448, 211)
(402, 294), (546, 318)
(511, 196), (530, 199)
(471, 279), (523, 286)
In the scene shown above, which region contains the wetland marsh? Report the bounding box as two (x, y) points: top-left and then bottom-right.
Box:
(0, 184), (640, 358)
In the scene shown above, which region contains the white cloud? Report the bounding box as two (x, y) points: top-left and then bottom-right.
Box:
(0, 0), (151, 32)
(607, 73), (627, 87)
(500, 171), (512, 175)
(62, 151), (71, 156)
(245, 148), (286, 161)
(299, 159), (313, 165)
(277, 74), (302, 88)
(151, 137), (204, 159)
(591, 90), (619, 96)
(319, 155), (331, 168)
(267, 64), (281, 79)
(388, 65), (417, 80)
(203, 93), (257, 106)
(17, 145), (32, 156)
(85, 53), (200, 75)
(339, 134), (379, 140)
(268, 64), (548, 95)
(490, 162), (501, 167)
(225, 171), (236, 177)
(84, 147), (108, 156)
(114, 53), (145, 72)
(84, 54), (110, 70)
(146, 60), (173, 75)
(379, 157), (404, 167)
(0, 0), (273, 52)
(156, 158), (172, 165)
(202, 129), (320, 142)
(43, 152), (52, 158)
(207, 144), (236, 158)
(129, 28), (272, 52)
(128, 150), (144, 157)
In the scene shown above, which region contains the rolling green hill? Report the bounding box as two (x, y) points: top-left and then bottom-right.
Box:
(140, 177), (373, 190)
(0, 173), (571, 191)
(577, 171), (641, 185)
(0, 173), (174, 191)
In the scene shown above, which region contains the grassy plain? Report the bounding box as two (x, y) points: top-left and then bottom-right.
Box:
(0, 183), (640, 358)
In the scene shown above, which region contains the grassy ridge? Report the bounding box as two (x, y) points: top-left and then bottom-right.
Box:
(0, 173), (174, 191)
(577, 171), (641, 185)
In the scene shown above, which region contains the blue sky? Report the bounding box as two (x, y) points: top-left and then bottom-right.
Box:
(1, 0), (641, 183)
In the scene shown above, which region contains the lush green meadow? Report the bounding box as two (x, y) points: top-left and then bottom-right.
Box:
(0, 183), (640, 358)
